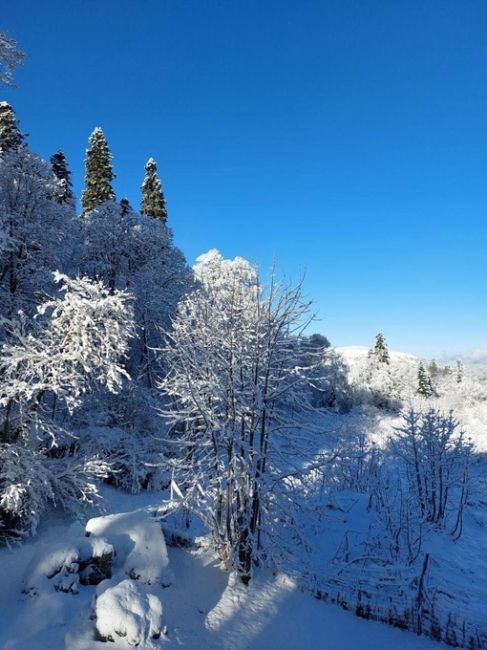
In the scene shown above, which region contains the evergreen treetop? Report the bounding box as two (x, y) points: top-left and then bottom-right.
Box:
(141, 157), (167, 223)
(50, 150), (74, 205)
(0, 101), (23, 152)
(81, 127), (115, 216)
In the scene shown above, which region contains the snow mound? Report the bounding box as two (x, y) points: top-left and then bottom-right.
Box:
(86, 509), (172, 586)
(23, 536), (113, 595)
(95, 578), (163, 646)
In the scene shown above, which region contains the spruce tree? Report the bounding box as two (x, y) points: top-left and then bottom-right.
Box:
(140, 158), (167, 223)
(50, 150), (74, 205)
(0, 101), (23, 152)
(417, 362), (433, 397)
(369, 332), (390, 364)
(81, 127), (115, 216)
(456, 360), (464, 384)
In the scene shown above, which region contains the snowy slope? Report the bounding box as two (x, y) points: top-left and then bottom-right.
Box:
(0, 489), (444, 650)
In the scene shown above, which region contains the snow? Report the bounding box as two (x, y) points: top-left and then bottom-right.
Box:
(23, 534), (114, 592)
(0, 489), (446, 650)
(86, 509), (172, 587)
(95, 579), (163, 646)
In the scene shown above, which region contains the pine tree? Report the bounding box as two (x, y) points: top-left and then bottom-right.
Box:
(0, 101), (23, 152)
(417, 362), (433, 397)
(456, 360), (464, 384)
(50, 150), (74, 205)
(81, 127), (115, 216)
(369, 332), (390, 364)
(140, 158), (167, 223)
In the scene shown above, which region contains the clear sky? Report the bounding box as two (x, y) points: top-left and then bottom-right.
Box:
(2, 1), (486, 357)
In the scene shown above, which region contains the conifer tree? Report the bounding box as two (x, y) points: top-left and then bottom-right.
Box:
(50, 150), (74, 205)
(456, 360), (464, 384)
(119, 197), (132, 217)
(417, 362), (433, 397)
(81, 127), (115, 216)
(140, 158), (167, 223)
(368, 332), (390, 364)
(0, 101), (23, 152)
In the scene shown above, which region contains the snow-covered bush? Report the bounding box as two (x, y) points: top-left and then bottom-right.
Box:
(0, 444), (108, 539)
(392, 409), (471, 531)
(328, 431), (381, 493)
(290, 336), (352, 411)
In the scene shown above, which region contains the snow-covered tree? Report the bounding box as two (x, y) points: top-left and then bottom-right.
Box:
(0, 273), (135, 537)
(141, 158), (167, 223)
(417, 362), (433, 398)
(0, 32), (24, 87)
(369, 332), (390, 364)
(0, 147), (76, 325)
(161, 250), (320, 582)
(0, 101), (23, 152)
(1, 272), (134, 419)
(81, 128), (115, 216)
(50, 150), (74, 206)
(81, 200), (191, 387)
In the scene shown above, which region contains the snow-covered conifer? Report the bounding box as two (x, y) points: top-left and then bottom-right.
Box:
(50, 150), (74, 206)
(417, 362), (433, 397)
(81, 128), (115, 216)
(140, 158), (167, 223)
(0, 101), (23, 152)
(369, 332), (390, 364)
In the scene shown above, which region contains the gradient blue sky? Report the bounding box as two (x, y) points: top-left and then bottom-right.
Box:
(2, 1), (486, 357)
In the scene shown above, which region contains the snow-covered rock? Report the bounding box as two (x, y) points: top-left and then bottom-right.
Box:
(23, 536), (114, 595)
(95, 578), (163, 646)
(86, 509), (172, 586)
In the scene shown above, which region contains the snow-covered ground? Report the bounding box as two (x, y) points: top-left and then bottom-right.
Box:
(0, 488), (446, 650)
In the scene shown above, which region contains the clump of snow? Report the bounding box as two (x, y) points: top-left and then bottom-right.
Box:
(24, 542), (80, 595)
(86, 509), (172, 586)
(95, 578), (163, 646)
(23, 536), (114, 595)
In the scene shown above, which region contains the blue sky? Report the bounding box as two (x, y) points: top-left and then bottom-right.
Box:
(2, 1), (486, 357)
